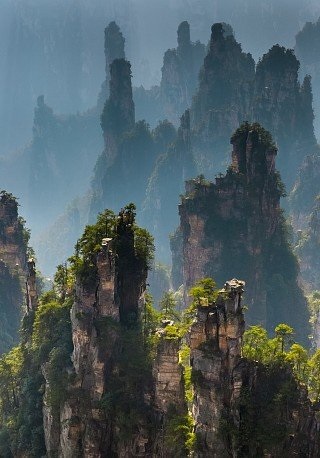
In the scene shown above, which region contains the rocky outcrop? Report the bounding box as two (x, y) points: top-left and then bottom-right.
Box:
(295, 200), (320, 291)
(290, 154), (320, 231)
(189, 24), (317, 186)
(26, 258), (37, 312)
(174, 123), (309, 344)
(142, 110), (196, 262)
(160, 21), (206, 126)
(253, 45), (317, 187)
(191, 23), (255, 174)
(97, 21), (126, 112)
(295, 17), (320, 139)
(134, 21), (206, 128)
(100, 58), (135, 170)
(43, 208), (150, 456)
(0, 191), (29, 353)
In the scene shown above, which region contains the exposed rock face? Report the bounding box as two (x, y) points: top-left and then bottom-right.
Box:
(104, 22), (125, 81)
(100, 58), (135, 170)
(189, 25), (316, 186)
(175, 123), (309, 343)
(290, 154), (320, 231)
(27, 94), (102, 233)
(153, 337), (185, 414)
(97, 21), (126, 111)
(43, 210), (150, 456)
(253, 45), (317, 187)
(0, 192), (29, 353)
(160, 21), (206, 125)
(26, 258), (38, 312)
(142, 110), (196, 262)
(91, 58), (177, 223)
(189, 279), (320, 457)
(295, 17), (320, 139)
(295, 201), (320, 291)
(134, 21), (206, 128)
(15, 266), (320, 456)
(190, 279), (245, 456)
(191, 23), (255, 174)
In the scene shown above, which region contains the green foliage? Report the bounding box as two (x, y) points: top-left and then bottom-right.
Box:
(0, 277), (74, 457)
(133, 226), (155, 269)
(159, 291), (180, 321)
(69, 209), (116, 288)
(164, 412), (196, 456)
(189, 277), (218, 307)
(69, 204), (154, 290)
(243, 323), (320, 403)
(179, 345), (193, 404)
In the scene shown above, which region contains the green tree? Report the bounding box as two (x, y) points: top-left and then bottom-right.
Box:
(286, 343), (309, 383)
(242, 325), (270, 362)
(308, 350), (320, 401)
(275, 323), (294, 353)
(159, 291), (180, 321)
(189, 278), (218, 307)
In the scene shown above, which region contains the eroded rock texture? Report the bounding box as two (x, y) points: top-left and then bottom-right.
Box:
(41, 274), (320, 457)
(174, 123), (309, 343)
(0, 191), (29, 353)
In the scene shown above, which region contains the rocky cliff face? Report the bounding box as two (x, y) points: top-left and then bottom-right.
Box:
(41, 270), (320, 457)
(0, 191), (29, 353)
(142, 110), (196, 263)
(134, 21), (206, 128)
(190, 24), (317, 187)
(191, 23), (255, 174)
(174, 123), (309, 344)
(295, 17), (320, 139)
(295, 201), (320, 291)
(253, 45), (317, 188)
(42, 207), (152, 457)
(290, 154), (320, 231)
(160, 21), (206, 126)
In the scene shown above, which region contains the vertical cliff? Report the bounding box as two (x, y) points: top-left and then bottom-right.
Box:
(142, 110), (196, 262)
(295, 200), (320, 291)
(175, 123), (309, 343)
(160, 21), (206, 125)
(97, 21), (126, 111)
(295, 17), (320, 138)
(1, 236), (319, 456)
(42, 206), (154, 456)
(290, 154), (320, 231)
(191, 23), (255, 174)
(253, 45), (317, 187)
(0, 191), (29, 353)
(91, 55), (177, 222)
(134, 21), (206, 128)
(100, 58), (135, 169)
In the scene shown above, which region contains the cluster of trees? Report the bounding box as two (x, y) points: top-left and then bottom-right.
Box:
(243, 324), (320, 402)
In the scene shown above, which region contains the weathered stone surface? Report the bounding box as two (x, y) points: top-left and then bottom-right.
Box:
(175, 123), (309, 343)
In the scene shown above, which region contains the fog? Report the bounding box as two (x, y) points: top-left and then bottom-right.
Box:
(0, 0), (320, 154)
(1, 0), (320, 275)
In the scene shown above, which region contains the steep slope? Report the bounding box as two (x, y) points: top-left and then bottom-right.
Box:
(142, 110), (196, 262)
(173, 123), (309, 343)
(90, 57), (177, 221)
(134, 21), (206, 128)
(191, 23), (255, 174)
(295, 17), (320, 139)
(1, 256), (319, 456)
(0, 191), (30, 353)
(253, 46), (317, 187)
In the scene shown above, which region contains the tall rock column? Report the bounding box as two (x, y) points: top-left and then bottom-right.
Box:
(175, 123), (309, 343)
(100, 58), (135, 167)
